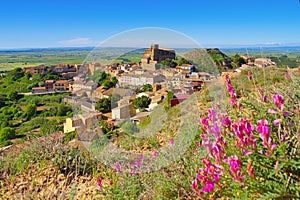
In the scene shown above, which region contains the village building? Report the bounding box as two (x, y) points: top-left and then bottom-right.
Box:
(24, 65), (50, 75)
(141, 44), (176, 71)
(73, 80), (97, 92)
(63, 112), (102, 134)
(54, 80), (69, 91)
(32, 87), (47, 94)
(118, 71), (165, 87)
(254, 58), (276, 68)
(112, 96), (136, 120)
(101, 88), (135, 99)
(197, 72), (211, 81)
(45, 80), (54, 92)
(175, 64), (195, 75)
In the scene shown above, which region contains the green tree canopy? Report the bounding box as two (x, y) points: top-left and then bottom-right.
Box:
(160, 58), (178, 68)
(0, 127), (16, 142)
(24, 103), (37, 120)
(103, 79), (114, 90)
(56, 104), (72, 116)
(7, 68), (25, 81)
(95, 98), (111, 113)
(232, 54), (246, 68)
(133, 96), (151, 111)
(136, 84), (153, 93)
(176, 57), (191, 66)
(7, 91), (18, 101)
(40, 119), (61, 135)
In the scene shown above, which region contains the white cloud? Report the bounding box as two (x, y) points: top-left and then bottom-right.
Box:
(58, 37), (95, 46)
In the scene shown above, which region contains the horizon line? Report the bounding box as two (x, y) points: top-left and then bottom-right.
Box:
(1, 43), (300, 51)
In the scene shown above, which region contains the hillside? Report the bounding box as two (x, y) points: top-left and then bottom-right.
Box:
(206, 48), (233, 70)
(183, 48), (232, 75)
(1, 66), (299, 199)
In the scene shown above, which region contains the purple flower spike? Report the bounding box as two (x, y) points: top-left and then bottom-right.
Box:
(272, 94), (284, 112)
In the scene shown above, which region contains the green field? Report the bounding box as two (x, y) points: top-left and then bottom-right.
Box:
(1, 46), (300, 72)
(0, 49), (91, 71)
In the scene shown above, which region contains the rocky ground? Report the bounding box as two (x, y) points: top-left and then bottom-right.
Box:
(1, 165), (103, 199)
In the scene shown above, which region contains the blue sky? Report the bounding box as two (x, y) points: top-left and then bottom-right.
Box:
(0, 0), (300, 48)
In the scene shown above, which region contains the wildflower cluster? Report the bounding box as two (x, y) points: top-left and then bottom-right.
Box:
(191, 74), (295, 198)
(225, 74), (238, 107)
(192, 157), (223, 196)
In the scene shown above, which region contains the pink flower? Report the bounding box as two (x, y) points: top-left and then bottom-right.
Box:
(115, 162), (121, 173)
(273, 119), (282, 126)
(209, 123), (222, 137)
(285, 73), (291, 80)
(257, 119), (276, 153)
(272, 94), (284, 112)
(268, 108), (277, 114)
(134, 159), (140, 168)
(208, 108), (217, 121)
(263, 95), (269, 103)
(225, 74), (238, 107)
(247, 159), (256, 179)
(153, 151), (159, 157)
(97, 177), (103, 190)
(247, 71), (252, 81)
(192, 157), (223, 195)
(139, 154), (144, 160)
(228, 155), (244, 183)
(192, 179), (198, 191)
(211, 143), (226, 164)
(202, 180), (214, 193)
(281, 131), (288, 142)
(170, 138), (174, 145)
(242, 149), (254, 156)
(202, 137), (213, 152)
(220, 115), (231, 128)
(232, 118), (256, 151)
(257, 119), (270, 140)
(283, 112), (290, 117)
(201, 118), (209, 128)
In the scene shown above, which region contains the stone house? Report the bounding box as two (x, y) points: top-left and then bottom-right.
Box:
(54, 80), (69, 91)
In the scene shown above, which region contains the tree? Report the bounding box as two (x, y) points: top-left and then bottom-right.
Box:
(176, 57), (191, 66)
(98, 71), (110, 85)
(103, 79), (114, 90)
(136, 84), (153, 93)
(165, 91), (174, 110)
(24, 103), (36, 120)
(0, 127), (16, 142)
(0, 95), (6, 107)
(7, 67), (24, 81)
(232, 54), (246, 68)
(95, 98), (111, 113)
(142, 84), (153, 92)
(40, 119), (61, 135)
(160, 58), (178, 68)
(42, 74), (59, 81)
(7, 91), (18, 101)
(111, 77), (118, 85)
(133, 96), (151, 111)
(56, 104), (72, 116)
